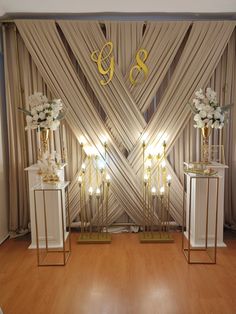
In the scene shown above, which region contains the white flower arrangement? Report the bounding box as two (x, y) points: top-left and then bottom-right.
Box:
(20, 92), (65, 131)
(38, 151), (62, 183)
(189, 88), (224, 129)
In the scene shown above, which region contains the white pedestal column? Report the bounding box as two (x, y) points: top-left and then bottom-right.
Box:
(184, 162), (228, 247)
(25, 164), (67, 249)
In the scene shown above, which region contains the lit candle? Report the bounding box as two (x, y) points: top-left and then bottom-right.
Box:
(78, 176), (83, 184)
(144, 173), (149, 183)
(96, 187), (101, 197)
(81, 163), (86, 173)
(106, 174), (111, 183)
(88, 186), (93, 196)
(161, 160), (166, 169)
(160, 186), (165, 195)
(167, 174), (171, 183)
(151, 186), (157, 195)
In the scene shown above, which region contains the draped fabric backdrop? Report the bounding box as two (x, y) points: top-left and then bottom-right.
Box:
(2, 20), (236, 233)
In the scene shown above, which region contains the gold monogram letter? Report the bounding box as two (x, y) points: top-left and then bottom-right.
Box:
(129, 49), (149, 85)
(91, 42), (115, 86)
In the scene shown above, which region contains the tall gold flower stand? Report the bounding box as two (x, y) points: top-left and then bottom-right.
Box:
(33, 181), (71, 266)
(182, 172), (220, 264)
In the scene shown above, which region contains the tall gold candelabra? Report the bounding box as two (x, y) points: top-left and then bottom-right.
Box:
(77, 138), (111, 244)
(140, 140), (174, 243)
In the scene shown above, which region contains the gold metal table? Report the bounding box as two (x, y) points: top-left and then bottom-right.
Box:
(182, 172), (220, 264)
(32, 181), (71, 266)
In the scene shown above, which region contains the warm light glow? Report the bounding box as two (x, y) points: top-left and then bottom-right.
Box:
(146, 145), (155, 157)
(101, 136), (108, 146)
(81, 163), (86, 171)
(106, 174), (111, 182)
(84, 146), (97, 157)
(145, 159), (152, 170)
(151, 186), (157, 195)
(141, 132), (148, 145)
(79, 135), (86, 145)
(88, 186), (93, 195)
(161, 160), (166, 168)
(98, 160), (105, 171)
(78, 176), (83, 183)
(167, 174), (172, 182)
(143, 173), (149, 183)
(155, 145), (162, 157)
(96, 187), (101, 196)
(160, 186), (165, 194)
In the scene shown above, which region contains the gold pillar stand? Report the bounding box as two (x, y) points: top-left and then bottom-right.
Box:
(182, 173), (219, 264)
(33, 182), (71, 266)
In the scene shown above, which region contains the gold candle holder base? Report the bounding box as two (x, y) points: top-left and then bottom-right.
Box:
(139, 232), (174, 243)
(77, 232), (112, 244)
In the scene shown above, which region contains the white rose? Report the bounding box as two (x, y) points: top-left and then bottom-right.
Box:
(205, 105), (212, 112)
(195, 89), (204, 99)
(197, 120), (204, 128)
(47, 116), (53, 122)
(39, 112), (46, 120)
(43, 103), (50, 109)
(199, 111), (207, 118)
(31, 108), (37, 116)
(36, 105), (44, 112)
(194, 114), (201, 122)
(207, 113), (213, 119)
(195, 102), (204, 111)
(207, 120), (213, 127)
(214, 111), (221, 119)
(26, 115), (33, 123)
(33, 114), (39, 121)
(206, 87), (217, 102)
(212, 120), (220, 129)
(50, 120), (60, 130)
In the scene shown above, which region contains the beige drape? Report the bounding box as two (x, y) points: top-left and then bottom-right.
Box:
(3, 20), (236, 229)
(58, 20), (235, 223)
(169, 30), (236, 226)
(16, 20), (146, 225)
(3, 25), (29, 231)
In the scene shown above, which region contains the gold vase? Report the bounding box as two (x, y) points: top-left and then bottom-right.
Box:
(40, 128), (49, 154)
(201, 126), (212, 163)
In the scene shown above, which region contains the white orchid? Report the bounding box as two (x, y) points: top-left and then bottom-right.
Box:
(190, 87), (224, 130)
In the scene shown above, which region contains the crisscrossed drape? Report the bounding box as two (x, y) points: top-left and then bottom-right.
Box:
(4, 20), (236, 231)
(57, 20), (235, 223)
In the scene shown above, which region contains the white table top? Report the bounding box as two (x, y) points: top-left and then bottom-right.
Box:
(32, 181), (70, 191)
(25, 163), (67, 171)
(184, 161), (228, 169)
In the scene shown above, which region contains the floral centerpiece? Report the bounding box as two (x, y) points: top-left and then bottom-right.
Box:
(189, 87), (230, 163)
(19, 92), (66, 183)
(190, 87), (224, 130)
(22, 92), (64, 131)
